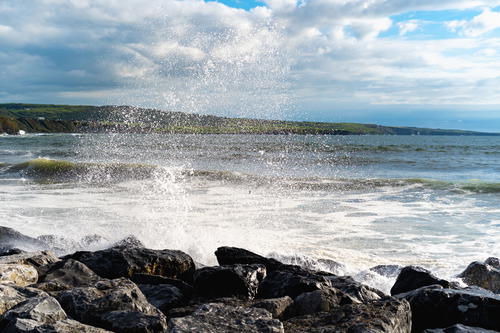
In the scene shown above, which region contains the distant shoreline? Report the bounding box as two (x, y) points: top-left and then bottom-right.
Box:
(1, 103), (499, 136)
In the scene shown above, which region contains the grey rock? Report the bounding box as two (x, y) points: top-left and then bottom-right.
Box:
(485, 257), (500, 269)
(64, 247), (195, 281)
(168, 303), (284, 333)
(423, 324), (500, 333)
(0, 296), (67, 327)
(0, 284), (49, 315)
(370, 264), (402, 278)
(0, 251), (60, 274)
(0, 227), (47, 252)
(459, 260), (500, 293)
(391, 266), (451, 295)
(101, 310), (168, 333)
(215, 246), (282, 272)
(395, 285), (500, 331)
(131, 274), (193, 295)
(326, 275), (385, 303)
(252, 296), (293, 319)
(112, 235), (145, 248)
(292, 288), (352, 316)
(284, 298), (411, 333)
(139, 284), (189, 313)
(193, 264), (266, 299)
(257, 265), (332, 299)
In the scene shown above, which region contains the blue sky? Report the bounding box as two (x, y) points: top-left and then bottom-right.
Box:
(1, 0), (500, 131)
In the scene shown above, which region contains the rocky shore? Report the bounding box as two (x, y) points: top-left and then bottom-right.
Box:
(0, 226), (499, 333)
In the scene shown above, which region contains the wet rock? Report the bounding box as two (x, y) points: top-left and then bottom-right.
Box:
(278, 254), (345, 275)
(0, 227), (47, 252)
(284, 298), (411, 333)
(131, 274), (193, 295)
(0, 251), (60, 274)
(252, 296), (293, 319)
(391, 266), (451, 295)
(292, 288), (352, 316)
(64, 246), (195, 281)
(423, 324), (500, 333)
(395, 285), (500, 331)
(215, 246), (282, 272)
(0, 264), (38, 287)
(139, 284), (189, 313)
(0, 249), (26, 257)
(193, 264), (266, 300)
(0, 284), (48, 315)
(327, 275), (385, 303)
(168, 303), (284, 333)
(101, 310), (168, 333)
(485, 257), (500, 268)
(370, 264), (402, 278)
(34, 259), (101, 292)
(459, 260), (500, 293)
(258, 265), (332, 299)
(56, 277), (167, 332)
(112, 235), (144, 248)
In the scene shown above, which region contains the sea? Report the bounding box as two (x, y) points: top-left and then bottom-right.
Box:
(1, 132), (499, 293)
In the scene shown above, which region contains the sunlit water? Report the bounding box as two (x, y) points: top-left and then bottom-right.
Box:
(1, 133), (499, 293)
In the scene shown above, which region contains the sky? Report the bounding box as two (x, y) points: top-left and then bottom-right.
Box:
(1, 1), (500, 131)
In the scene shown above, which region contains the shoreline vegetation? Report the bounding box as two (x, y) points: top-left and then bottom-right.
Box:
(1, 103), (499, 136)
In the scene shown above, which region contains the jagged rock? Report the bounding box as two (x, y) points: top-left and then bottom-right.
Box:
(34, 259), (101, 292)
(56, 277), (167, 332)
(396, 285), (500, 331)
(292, 288), (352, 316)
(112, 235), (144, 248)
(327, 275), (385, 303)
(252, 296), (293, 319)
(284, 298), (411, 333)
(0, 264), (38, 287)
(215, 247), (282, 272)
(139, 284), (189, 313)
(100, 310), (168, 333)
(168, 303), (284, 332)
(0, 251), (60, 274)
(391, 266), (451, 295)
(131, 274), (193, 294)
(370, 264), (402, 277)
(423, 324), (500, 333)
(64, 246), (195, 281)
(194, 264), (266, 299)
(0, 227), (47, 252)
(0, 284), (48, 315)
(258, 265), (332, 299)
(0, 295), (111, 332)
(459, 259), (500, 293)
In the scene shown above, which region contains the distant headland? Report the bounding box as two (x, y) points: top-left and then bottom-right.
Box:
(1, 103), (499, 136)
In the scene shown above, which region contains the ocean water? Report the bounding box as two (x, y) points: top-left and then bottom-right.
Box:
(1, 132), (499, 293)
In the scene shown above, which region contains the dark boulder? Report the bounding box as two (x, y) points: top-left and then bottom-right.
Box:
(215, 246), (282, 272)
(0, 227), (47, 252)
(327, 275), (385, 303)
(291, 288), (352, 316)
(100, 310), (168, 333)
(396, 285), (500, 331)
(423, 324), (500, 333)
(370, 264), (402, 278)
(257, 265), (332, 299)
(0, 249), (26, 257)
(139, 284), (189, 313)
(252, 296), (293, 319)
(391, 266), (451, 295)
(111, 235), (145, 248)
(35, 259), (101, 292)
(284, 298), (411, 333)
(278, 254), (344, 274)
(131, 273), (193, 295)
(168, 303), (284, 332)
(193, 264), (266, 299)
(56, 277), (168, 332)
(459, 259), (500, 293)
(64, 246), (195, 281)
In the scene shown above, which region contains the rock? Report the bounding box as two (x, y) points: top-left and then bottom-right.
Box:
(292, 288), (352, 316)
(139, 284), (189, 313)
(459, 260), (500, 293)
(0, 249), (26, 257)
(215, 246), (282, 272)
(79, 234), (109, 249)
(485, 257), (500, 269)
(327, 275), (386, 303)
(0, 295), (111, 332)
(100, 310), (168, 333)
(112, 235), (145, 248)
(34, 259), (101, 292)
(0, 227), (47, 252)
(423, 324), (500, 333)
(257, 265), (332, 299)
(396, 285), (500, 331)
(370, 264), (402, 278)
(64, 246), (195, 281)
(168, 303), (284, 332)
(252, 296), (293, 319)
(0, 284), (49, 315)
(194, 264), (266, 300)
(391, 266), (451, 295)
(284, 298), (411, 333)
(278, 255), (345, 275)
(56, 277), (167, 332)
(0, 264), (38, 287)
(131, 273), (193, 295)
(0, 251), (60, 274)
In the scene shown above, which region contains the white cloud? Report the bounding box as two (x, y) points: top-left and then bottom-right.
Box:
(447, 8), (500, 36)
(398, 20), (419, 35)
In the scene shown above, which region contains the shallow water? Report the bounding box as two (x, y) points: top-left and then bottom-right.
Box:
(1, 133), (499, 293)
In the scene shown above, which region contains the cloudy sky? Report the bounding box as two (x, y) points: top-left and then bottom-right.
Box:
(1, 0), (500, 131)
